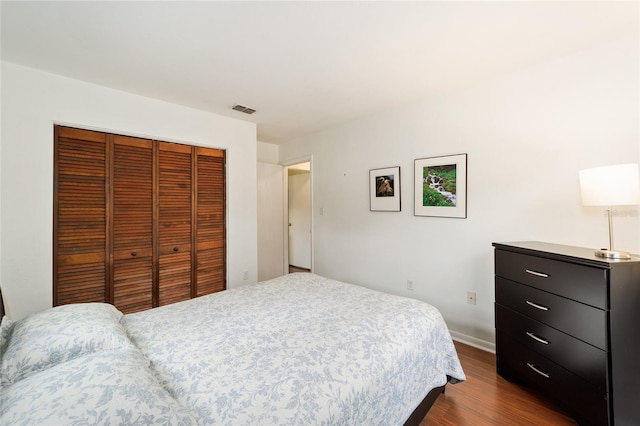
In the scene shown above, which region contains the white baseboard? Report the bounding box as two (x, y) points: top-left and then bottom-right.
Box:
(449, 330), (495, 354)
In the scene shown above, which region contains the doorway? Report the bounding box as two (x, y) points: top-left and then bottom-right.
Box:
(285, 161), (312, 273)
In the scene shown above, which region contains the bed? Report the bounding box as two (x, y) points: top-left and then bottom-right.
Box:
(0, 273), (465, 425)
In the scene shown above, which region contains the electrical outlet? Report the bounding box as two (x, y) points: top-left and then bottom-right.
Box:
(243, 271), (249, 280)
(467, 291), (476, 305)
(407, 280), (413, 291)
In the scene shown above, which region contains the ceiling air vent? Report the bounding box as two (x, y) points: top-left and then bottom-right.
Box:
(232, 104), (256, 114)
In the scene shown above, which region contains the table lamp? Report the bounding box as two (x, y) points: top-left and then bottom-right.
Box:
(579, 163), (640, 259)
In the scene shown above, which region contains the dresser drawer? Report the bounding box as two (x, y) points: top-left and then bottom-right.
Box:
(496, 331), (608, 426)
(496, 277), (607, 349)
(496, 304), (606, 390)
(495, 249), (607, 309)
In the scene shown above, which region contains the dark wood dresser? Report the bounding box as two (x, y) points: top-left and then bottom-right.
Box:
(493, 241), (640, 426)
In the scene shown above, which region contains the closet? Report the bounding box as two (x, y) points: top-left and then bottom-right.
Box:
(53, 126), (226, 314)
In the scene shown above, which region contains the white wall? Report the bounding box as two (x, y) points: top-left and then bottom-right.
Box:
(0, 61), (258, 320)
(257, 141), (279, 164)
(279, 36), (640, 350)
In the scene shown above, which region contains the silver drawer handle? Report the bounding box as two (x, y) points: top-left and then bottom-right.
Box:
(526, 300), (549, 311)
(527, 363), (550, 379)
(526, 332), (549, 345)
(525, 269), (549, 278)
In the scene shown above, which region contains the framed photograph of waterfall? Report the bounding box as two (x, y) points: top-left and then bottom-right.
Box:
(370, 166), (401, 211)
(414, 154), (467, 218)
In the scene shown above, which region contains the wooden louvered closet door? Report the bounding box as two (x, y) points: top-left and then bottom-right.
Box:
(158, 142), (193, 305)
(54, 125), (226, 314)
(195, 148), (226, 296)
(111, 135), (154, 313)
(54, 127), (109, 305)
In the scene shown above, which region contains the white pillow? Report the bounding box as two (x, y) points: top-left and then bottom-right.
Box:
(1, 347), (197, 425)
(1, 303), (133, 386)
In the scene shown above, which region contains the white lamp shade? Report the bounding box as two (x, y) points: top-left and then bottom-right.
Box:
(579, 164), (640, 206)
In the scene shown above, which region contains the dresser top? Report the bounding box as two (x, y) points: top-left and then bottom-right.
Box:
(492, 241), (640, 268)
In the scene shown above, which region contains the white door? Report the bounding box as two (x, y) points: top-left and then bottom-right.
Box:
(257, 162), (284, 281)
(288, 170), (311, 269)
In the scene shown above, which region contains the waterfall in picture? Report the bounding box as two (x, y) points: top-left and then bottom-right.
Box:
(422, 164), (457, 207)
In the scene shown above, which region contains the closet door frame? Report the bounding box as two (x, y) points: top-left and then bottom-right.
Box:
(54, 125), (226, 313)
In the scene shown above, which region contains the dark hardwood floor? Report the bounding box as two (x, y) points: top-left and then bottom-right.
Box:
(421, 341), (577, 425)
(289, 265), (311, 273)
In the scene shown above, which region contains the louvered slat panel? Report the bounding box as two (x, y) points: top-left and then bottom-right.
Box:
(113, 258), (153, 313)
(196, 248), (226, 296)
(196, 148), (226, 295)
(159, 252), (192, 305)
(158, 142), (192, 305)
(112, 136), (154, 313)
(54, 126), (108, 305)
(57, 262), (106, 303)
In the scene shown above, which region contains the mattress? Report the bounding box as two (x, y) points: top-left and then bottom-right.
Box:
(124, 273), (465, 425)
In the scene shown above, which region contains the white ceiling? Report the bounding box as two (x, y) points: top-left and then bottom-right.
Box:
(1, 1), (638, 144)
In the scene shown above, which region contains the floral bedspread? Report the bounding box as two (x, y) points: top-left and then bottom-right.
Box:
(124, 273), (465, 425)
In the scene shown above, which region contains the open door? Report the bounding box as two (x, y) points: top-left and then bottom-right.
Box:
(257, 162), (284, 281)
(285, 162), (312, 273)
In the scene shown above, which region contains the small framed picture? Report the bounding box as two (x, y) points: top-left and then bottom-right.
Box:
(370, 166), (401, 212)
(414, 154), (467, 218)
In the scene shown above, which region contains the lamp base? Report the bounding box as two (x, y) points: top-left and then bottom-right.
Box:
(595, 248), (631, 260)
